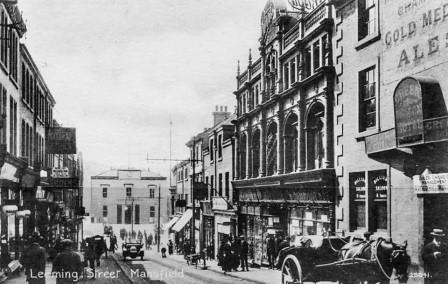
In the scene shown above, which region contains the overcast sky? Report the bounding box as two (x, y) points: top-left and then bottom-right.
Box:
(19, 0), (266, 181)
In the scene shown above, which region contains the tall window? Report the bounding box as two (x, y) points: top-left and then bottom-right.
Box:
(134, 204), (140, 224)
(149, 206), (155, 223)
(290, 58), (296, 85)
(350, 170), (388, 232)
(358, 0), (376, 40)
(218, 173), (223, 196)
(0, 88), (5, 144)
(103, 206), (108, 218)
(218, 134), (222, 158)
(117, 205), (122, 224)
(255, 85), (259, 105)
(225, 172), (230, 198)
(124, 205), (132, 224)
(313, 40), (321, 72)
(0, 11), (7, 67)
(126, 187), (132, 197)
(304, 46), (312, 78)
(210, 138), (214, 161)
(149, 186), (155, 198)
(284, 63), (289, 89)
(9, 31), (17, 81)
(102, 187), (108, 198)
(359, 66), (376, 131)
(9, 97), (17, 156)
(210, 175), (214, 197)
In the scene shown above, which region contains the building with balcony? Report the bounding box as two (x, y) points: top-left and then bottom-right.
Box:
(90, 169), (169, 242)
(333, 0), (448, 278)
(232, 0), (335, 266)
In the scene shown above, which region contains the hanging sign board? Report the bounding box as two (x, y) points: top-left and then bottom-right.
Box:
(414, 173), (448, 194)
(46, 127), (77, 154)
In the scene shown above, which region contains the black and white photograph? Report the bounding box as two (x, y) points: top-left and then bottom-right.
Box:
(0, 0), (446, 283)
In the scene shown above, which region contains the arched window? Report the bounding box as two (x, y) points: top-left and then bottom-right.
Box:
(240, 134), (247, 178)
(284, 113), (298, 173)
(266, 122), (277, 176)
(251, 129), (260, 177)
(306, 103), (325, 170)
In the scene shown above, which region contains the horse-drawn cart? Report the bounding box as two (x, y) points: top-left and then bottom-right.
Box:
(279, 235), (410, 284)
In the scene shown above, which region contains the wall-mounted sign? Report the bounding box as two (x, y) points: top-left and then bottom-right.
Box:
(365, 128), (397, 154)
(394, 78), (424, 146)
(0, 163), (18, 182)
(212, 197), (228, 211)
(36, 186), (46, 200)
(414, 173), (448, 194)
(46, 127), (76, 154)
(51, 167), (69, 178)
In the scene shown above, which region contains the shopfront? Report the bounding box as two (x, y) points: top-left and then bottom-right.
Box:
(201, 201), (214, 258)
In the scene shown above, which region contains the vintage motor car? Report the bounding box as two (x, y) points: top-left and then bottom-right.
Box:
(122, 241), (144, 260)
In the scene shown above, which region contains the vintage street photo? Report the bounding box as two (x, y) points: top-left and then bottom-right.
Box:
(0, 0), (446, 283)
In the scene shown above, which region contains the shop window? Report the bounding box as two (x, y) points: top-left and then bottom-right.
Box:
(117, 205), (122, 224)
(103, 206), (108, 218)
(358, 0), (377, 41)
(350, 170), (388, 232)
(289, 207), (331, 237)
(359, 66), (376, 132)
(370, 170), (388, 231)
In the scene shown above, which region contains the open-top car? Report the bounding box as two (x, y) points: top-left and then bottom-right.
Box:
(122, 241), (144, 261)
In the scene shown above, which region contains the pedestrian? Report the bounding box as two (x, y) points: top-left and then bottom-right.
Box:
(92, 236), (105, 266)
(218, 237), (232, 273)
(231, 236), (241, 271)
(161, 247), (167, 258)
(168, 240), (174, 255)
(109, 235), (118, 253)
(422, 228), (448, 283)
(102, 238), (108, 259)
(183, 240), (191, 259)
(84, 238), (97, 277)
(240, 236), (249, 271)
(20, 233), (46, 284)
(52, 239), (83, 284)
(267, 235), (277, 269)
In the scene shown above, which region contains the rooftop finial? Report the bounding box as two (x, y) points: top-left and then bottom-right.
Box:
(249, 49), (252, 66)
(237, 60), (240, 76)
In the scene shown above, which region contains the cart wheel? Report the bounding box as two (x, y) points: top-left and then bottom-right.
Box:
(281, 255), (303, 284)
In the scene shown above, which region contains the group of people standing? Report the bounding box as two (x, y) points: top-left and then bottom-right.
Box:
(217, 235), (249, 273)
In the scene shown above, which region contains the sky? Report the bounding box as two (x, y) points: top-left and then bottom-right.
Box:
(19, 0), (266, 183)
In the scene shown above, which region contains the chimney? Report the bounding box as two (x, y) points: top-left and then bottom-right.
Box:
(212, 105), (231, 126)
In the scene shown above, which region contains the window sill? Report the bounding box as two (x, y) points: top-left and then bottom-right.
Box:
(355, 127), (378, 142)
(355, 32), (381, 51)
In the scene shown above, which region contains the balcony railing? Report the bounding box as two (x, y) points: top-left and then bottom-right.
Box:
(304, 3), (328, 32)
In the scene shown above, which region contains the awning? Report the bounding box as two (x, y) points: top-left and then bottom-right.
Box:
(163, 215), (180, 230)
(172, 209), (192, 232)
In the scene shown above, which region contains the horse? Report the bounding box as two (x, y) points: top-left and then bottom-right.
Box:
(338, 237), (410, 283)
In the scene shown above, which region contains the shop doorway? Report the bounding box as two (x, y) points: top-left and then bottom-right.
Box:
(423, 195), (448, 244)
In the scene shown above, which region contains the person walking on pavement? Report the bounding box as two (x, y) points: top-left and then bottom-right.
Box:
(168, 240), (174, 255)
(52, 239), (83, 284)
(231, 236), (241, 271)
(218, 237), (232, 273)
(109, 234), (118, 253)
(84, 238), (97, 277)
(102, 238), (108, 259)
(267, 235), (277, 269)
(422, 228), (448, 283)
(240, 236), (249, 272)
(20, 233), (46, 284)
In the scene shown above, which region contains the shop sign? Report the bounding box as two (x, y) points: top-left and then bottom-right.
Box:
(46, 127), (77, 154)
(394, 78), (424, 146)
(239, 188), (332, 203)
(383, 0), (448, 84)
(365, 128), (397, 154)
(0, 163), (18, 182)
(36, 186), (46, 200)
(202, 201), (213, 216)
(424, 116), (448, 143)
(414, 173), (448, 194)
(50, 178), (79, 188)
(215, 215), (231, 224)
(217, 224), (230, 234)
(51, 167), (70, 178)
(212, 197), (228, 211)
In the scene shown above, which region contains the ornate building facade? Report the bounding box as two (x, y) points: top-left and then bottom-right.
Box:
(233, 0), (336, 265)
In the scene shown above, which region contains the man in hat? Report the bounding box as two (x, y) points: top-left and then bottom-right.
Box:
(20, 233), (46, 284)
(240, 236), (249, 271)
(52, 239), (83, 283)
(422, 228), (448, 283)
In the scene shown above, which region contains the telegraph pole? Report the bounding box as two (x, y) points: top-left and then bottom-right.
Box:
(157, 184), (161, 253)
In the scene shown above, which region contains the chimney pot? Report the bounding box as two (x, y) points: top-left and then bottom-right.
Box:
(220, 106), (223, 112)
(225, 106), (228, 112)
(216, 105), (218, 111)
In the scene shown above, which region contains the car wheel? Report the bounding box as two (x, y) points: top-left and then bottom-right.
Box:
(281, 255), (303, 284)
